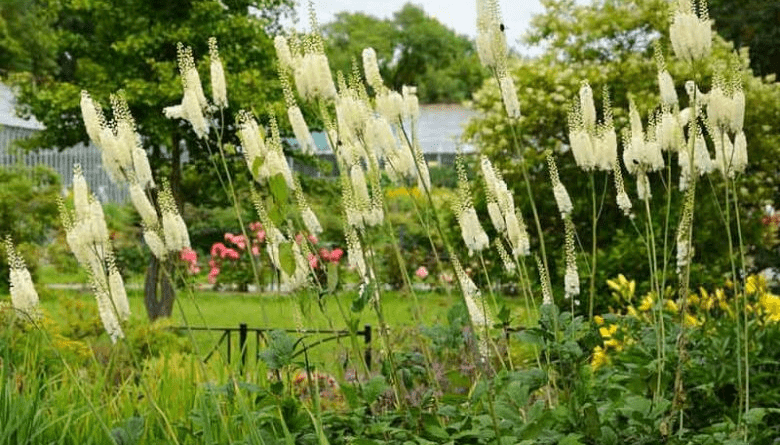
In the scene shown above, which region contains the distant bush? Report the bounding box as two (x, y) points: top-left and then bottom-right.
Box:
(0, 165), (60, 291)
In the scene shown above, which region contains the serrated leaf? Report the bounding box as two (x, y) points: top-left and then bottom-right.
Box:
(278, 242), (296, 276)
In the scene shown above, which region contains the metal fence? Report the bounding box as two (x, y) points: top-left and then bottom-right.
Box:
(176, 323), (373, 374)
(0, 126), (128, 203)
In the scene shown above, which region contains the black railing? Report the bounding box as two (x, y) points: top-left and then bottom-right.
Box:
(174, 324), (372, 373)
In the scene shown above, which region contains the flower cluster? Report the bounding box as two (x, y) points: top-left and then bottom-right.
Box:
(567, 82), (617, 171)
(179, 248), (200, 274)
(60, 165), (129, 342)
(207, 225), (265, 286)
(4, 237), (39, 318)
(481, 156), (530, 259)
(669, 0), (712, 63)
(80, 92), (155, 188)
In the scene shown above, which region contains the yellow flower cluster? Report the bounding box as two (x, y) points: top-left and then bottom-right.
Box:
(592, 274), (780, 369)
(385, 186), (422, 200)
(592, 316), (626, 369)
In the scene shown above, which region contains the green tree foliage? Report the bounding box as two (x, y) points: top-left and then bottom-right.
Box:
(0, 166), (60, 291)
(322, 3), (487, 103)
(0, 0), (57, 78)
(464, 0), (780, 301)
(4, 0), (293, 319)
(709, 0), (780, 79)
(9, 0), (292, 170)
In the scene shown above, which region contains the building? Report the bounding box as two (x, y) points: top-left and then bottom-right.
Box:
(0, 83), (127, 203)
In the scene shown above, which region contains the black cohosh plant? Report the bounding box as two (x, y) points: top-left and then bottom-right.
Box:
(2, 0), (777, 443)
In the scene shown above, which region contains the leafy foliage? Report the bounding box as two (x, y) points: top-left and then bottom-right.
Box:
(323, 3), (487, 103)
(0, 166), (60, 291)
(464, 0), (780, 305)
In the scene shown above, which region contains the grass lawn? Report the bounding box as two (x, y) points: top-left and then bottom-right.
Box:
(30, 284), (534, 374)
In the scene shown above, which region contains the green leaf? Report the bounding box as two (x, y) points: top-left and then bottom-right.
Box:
(363, 375), (388, 405)
(278, 242), (296, 276)
(582, 403), (600, 439)
(251, 156), (264, 178)
(269, 173), (289, 204)
(327, 262), (339, 293)
(423, 415), (449, 441)
(557, 433), (585, 445)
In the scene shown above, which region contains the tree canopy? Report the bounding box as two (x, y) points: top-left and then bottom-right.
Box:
(7, 0), (292, 167)
(2, 0), (294, 320)
(465, 0), (780, 299)
(709, 0), (780, 79)
(322, 3), (487, 103)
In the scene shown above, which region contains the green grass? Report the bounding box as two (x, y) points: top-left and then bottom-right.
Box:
(28, 285), (533, 374)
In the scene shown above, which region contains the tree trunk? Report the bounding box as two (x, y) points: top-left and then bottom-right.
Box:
(143, 256), (176, 321)
(143, 130), (183, 321)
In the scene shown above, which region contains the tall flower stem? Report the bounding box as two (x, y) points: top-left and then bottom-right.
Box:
(507, 110), (550, 277)
(642, 195), (665, 400)
(730, 179), (750, 437)
(380, 201), (443, 390)
(359, 232), (406, 408)
(588, 174), (599, 320)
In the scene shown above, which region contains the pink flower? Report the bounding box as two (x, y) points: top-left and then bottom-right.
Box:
(208, 259), (218, 268)
(210, 242), (226, 257)
(440, 273), (453, 284)
(307, 253), (319, 269)
(226, 234), (247, 250)
(295, 233), (304, 243)
(189, 265), (201, 274)
(221, 248), (240, 261)
(308, 234), (319, 245)
(251, 245), (260, 256)
(224, 232), (234, 242)
(415, 266), (429, 279)
(319, 248), (331, 262)
(249, 221), (263, 232)
(256, 230), (266, 242)
(329, 248), (344, 263)
(180, 247), (197, 263)
(207, 267), (220, 284)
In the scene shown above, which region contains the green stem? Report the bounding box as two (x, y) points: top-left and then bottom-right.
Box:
(730, 179), (750, 439)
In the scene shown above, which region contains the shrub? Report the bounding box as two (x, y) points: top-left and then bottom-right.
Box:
(0, 166), (60, 291)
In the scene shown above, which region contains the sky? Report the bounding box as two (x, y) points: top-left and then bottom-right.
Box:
(285, 0), (547, 56)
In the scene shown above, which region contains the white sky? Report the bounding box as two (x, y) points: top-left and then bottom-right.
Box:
(286, 0), (546, 56)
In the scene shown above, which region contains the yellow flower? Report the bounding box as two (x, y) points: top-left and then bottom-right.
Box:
(627, 305), (639, 318)
(594, 315), (605, 326)
(607, 274), (636, 302)
(745, 274), (767, 295)
(664, 299), (679, 313)
(760, 294), (780, 322)
(639, 294), (654, 311)
(604, 338), (623, 351)
(684, 312), (701, 327)
(599, 324), (618, 339)
(592, 346), (609, 369)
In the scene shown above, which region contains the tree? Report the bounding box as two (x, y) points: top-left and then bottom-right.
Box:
(7, 0), (293, 320)
(464, 0), (780, 303)
(0, 0), (57, 79)
(322, 3), (487, 103)
(709, 0), (780, 79)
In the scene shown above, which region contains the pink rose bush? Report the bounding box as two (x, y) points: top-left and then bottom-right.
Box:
(179, 248), (201, 274)
(206, 221), (345, 290)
